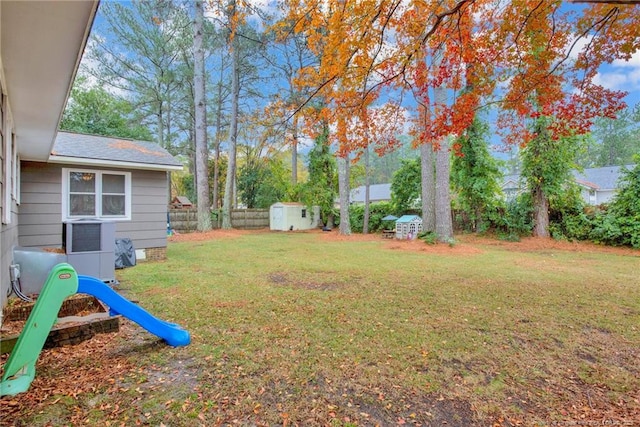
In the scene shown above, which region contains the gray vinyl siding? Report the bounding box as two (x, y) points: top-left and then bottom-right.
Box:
(19, 162), (63, 247)
(19, 162), (169, 251)
(127, 169), (169, 249)
(1, 210), (18, 322)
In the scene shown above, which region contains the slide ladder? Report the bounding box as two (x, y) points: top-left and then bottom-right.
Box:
(1, 263), (78, 397)
(1, 264), (190, 397)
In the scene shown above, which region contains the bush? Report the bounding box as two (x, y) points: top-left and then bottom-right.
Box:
(548, 184), (590, 241)
(496, 194), (534, 238)
(588, 161), (640, 248)
(349, 201), (396, 233)
(417, 230), (437, 244)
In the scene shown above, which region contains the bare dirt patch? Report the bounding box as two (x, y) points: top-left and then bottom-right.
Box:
(267, 271), (342, 291)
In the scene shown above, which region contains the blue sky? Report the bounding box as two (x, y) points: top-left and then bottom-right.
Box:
(86, 0), (639, 154)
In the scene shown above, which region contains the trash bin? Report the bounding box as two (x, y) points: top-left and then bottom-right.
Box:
(115, 238), (136, 269)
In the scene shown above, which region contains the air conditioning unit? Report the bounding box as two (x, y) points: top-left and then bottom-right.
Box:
(63, 220), (116, 283)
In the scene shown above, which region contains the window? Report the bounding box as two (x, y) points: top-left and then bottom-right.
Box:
(62, 168), (131, 220)
(2, 93), (12, 225)
(301, 208), (307, 218)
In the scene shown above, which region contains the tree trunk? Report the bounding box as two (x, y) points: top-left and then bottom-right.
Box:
(338, 155), (351, 235)
(435, 135), (453, 242)
(421, 142), (435, 231)
(533, 186), (550, 237)
(363, 145), (371, 234)
(292, 114), (299, 185)
(193, 0), (211, 231)
(213, 78), (224, 211)
(222, 0), (239, 230)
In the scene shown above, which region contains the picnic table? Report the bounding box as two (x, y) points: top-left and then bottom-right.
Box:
(382, 229), (395, 239)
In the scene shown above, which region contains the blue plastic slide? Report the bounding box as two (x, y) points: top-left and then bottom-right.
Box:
(77, 275), (190, 347)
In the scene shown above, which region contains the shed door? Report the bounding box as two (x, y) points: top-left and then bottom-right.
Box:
(271, 206), (284, 229)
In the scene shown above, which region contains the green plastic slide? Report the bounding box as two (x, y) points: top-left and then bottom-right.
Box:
(1, 263), (79, 397)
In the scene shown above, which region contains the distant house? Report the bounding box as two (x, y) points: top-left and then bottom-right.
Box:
(350, 183), (392, 204)
(500, 165), (632, 205)
(502, 174), (521, 203)
(20, 131), (182, 262)
(572, 165), (631, 205)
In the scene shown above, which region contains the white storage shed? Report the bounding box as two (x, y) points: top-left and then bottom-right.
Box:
(270, 203), (320, 231)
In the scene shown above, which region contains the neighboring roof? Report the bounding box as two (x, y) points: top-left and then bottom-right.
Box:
(502, 174), (520, 188)
(350, 183), (392, 203)
(397, 215), (422, 223)
(572, 165), (631, 190)
(574, 179), (599, 190)
(502, 165), (632, 191)
(49, 132), (183, 171)
(2, 1), (99, 161)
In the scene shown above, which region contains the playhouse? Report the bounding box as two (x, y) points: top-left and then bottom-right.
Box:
(395, 215), (423, 239)
(269, 203), (320, 231)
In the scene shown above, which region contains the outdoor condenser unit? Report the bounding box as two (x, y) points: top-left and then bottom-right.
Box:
(63, 219), (116, 283)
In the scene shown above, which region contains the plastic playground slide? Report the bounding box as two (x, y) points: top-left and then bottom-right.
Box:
(77, 275), (191, 348)
(1, 263), (79, 397)
(1, 265), (190, 397)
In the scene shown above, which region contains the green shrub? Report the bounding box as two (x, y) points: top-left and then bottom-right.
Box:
(588, 160), (640, 248)
(548, 184), (590, 241)
(349, 201), (396, 233)
(496, 194), (534, 238)
(417, 230), (437, 244)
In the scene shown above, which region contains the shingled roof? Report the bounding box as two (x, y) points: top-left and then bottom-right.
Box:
(572, 165), (631, 190)
(49, 131), (183, 171)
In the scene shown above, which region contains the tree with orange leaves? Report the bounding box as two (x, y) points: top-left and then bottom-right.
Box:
(284, 0), (638, 238)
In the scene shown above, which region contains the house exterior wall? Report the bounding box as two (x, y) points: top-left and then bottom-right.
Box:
(596, 189), (616, 205)
(19, 161), (169, 253)
(1, 64), (20, 324)
(578, 187), (617, 206)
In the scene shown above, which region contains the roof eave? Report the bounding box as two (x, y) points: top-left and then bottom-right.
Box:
(2, 1), (99, 161)
(48, 155), (184, 172)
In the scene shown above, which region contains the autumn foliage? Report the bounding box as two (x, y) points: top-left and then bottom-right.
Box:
(282, 0), (638, 152)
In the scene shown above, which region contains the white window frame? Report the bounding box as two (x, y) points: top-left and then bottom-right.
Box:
(2, 94), (12, 224)
(62, 168), (132, 221)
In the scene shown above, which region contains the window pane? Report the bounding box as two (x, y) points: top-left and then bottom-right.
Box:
(70, 172), (95, 192)
(102, 195), (125, 215)
(70, 194), (95, 216)
(103, 174), (125, 193)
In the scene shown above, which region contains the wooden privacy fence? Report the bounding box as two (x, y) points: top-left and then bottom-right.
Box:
(168, 208), (269, 233)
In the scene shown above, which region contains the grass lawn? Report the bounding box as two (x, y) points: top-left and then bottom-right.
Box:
(1, 230), (639, 426)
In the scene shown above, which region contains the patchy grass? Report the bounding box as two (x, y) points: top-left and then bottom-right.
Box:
(1, 231), (639, 426)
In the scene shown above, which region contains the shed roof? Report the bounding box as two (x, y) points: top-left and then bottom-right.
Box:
(172, 196), (193, 205)
(272, 202), (305, 207)
(49, 131), (183, 171)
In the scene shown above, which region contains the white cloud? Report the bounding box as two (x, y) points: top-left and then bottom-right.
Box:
(612, 52), (640, 68)
(594, 50), (640, 93)
(593, 71), (631, 90)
